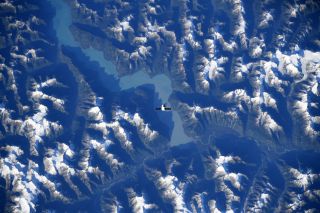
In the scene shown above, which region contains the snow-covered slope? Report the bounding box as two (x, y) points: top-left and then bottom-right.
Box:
(0, 0), (320, 212)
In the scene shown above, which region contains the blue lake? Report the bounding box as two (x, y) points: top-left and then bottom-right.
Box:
(49, 0), (192, 146)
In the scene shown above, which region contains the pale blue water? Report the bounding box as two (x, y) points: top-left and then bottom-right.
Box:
(1, 1), (319, 212)
(49, 0), (191, 146)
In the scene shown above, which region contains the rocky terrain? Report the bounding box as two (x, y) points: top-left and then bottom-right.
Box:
(0, 0), (319, 212)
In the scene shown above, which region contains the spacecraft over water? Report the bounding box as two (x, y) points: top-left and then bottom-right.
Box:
(155, 104), (172, 111)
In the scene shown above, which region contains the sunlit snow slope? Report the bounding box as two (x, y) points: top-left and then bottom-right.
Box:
(0, 0), (320, 212)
